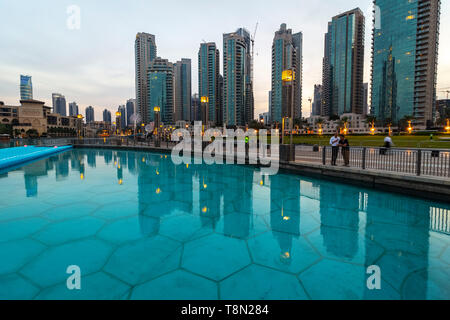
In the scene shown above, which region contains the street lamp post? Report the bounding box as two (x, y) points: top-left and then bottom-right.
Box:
(77, 114), (84, 139)
(154, 106), (161, 147)
(282, 69), (295, 161)
(200, 96), (209, 134)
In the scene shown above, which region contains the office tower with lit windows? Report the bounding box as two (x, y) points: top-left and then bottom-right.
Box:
(174, 58), (192, 122)
(135, 32), (157, 124)
(223, 28), (253, 126)
(270, 24), (303, 124)
(20, 75), (33, 100)
(199, 42), (221, 125)
(312, 85), (323, 116)
(371, 0), (441, 128)
(85, 106), (95, 123)
(148, 57), (174, 124)
(322, 8), (365, 117)
(68, 102), (79, 117)
(52, 93), (67, 116)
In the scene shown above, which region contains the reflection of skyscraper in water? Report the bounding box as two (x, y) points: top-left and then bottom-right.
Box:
(198, 166), (221, 228)
(127, 151), (137, 174)
(55, 153), (70, 180)
(103, 150), (113, 165)
(269, 174), (300, 262)
(363, 195), (430, 299)
(87, 151), (97, 168)
(222, 167), (254, 238)
(318, 185), (359, 258)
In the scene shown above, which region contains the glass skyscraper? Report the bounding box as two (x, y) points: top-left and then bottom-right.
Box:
(223, 28), (253, 126)
(103, 109), (112, 123)
(68, 102), (79, 117)
(118, 105), (126, 128)
(199, 43), (221, 125)
(126, 99), (136, 126)
(174, 58), (192, 122)
(271, 24), (303, 124)
(322, 8), (365, 117)
(52, 93), (67, 116)
(85, 106), (95, 124)
(135, 33), (157, 124)
(371, 0), (441, 127)
(148, 58), (174, 124)
(20, 75), (33, 100)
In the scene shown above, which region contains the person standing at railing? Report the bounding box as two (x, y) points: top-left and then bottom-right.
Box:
(383, 136), (394, 149)
(339, 134), (350, 166)
(329, 133), (340, 166)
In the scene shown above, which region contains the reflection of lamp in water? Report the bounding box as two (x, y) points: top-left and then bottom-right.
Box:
(202, 206), (208, 214)
(117, 164), (123, 185)
(156, 188), (161, 194)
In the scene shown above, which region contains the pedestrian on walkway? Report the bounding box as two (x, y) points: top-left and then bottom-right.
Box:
(329, 133), (340, 166)
(339, 134), (350, 166)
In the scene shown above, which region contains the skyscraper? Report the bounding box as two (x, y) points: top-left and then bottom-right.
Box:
(198, 42), (221, 125)
(103, 109), (112, 123)
(191, 94), (200, 121)
(20, 75), (33, 100)
(270, 24), (303, 124)
(322, 8), (365, 117)
(68, 102), (79, 117)
(126, 99), (136, 126)
(312, 85), (323, 116)
(85, 106), (95, 123)
(174, 58), (192, 122)
(371, 0), (441, 128)
(118, 105), (126, 128)
(362, 83), (368, 116)
(52, 93), (67, 116)
(135, 33), (157, 124)
(148, 57), (174, 124)
(223, 28), (253, 126)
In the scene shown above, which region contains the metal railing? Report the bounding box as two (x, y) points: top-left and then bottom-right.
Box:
(295, 145), (450, 178)
(71, 137), (177, 149)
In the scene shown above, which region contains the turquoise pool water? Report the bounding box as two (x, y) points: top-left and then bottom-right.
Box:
(0, 148), (449, 300)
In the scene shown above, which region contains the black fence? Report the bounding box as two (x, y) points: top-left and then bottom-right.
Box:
(295, 145), (450, 178)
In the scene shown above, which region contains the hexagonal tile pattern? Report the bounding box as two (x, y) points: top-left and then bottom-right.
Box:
(182, 233), (251, 281)
(104, 236), (182, 285)
(248, 231), (321, 273)
(0, 239), (46, 275)
(43, 203), (100, 221)
(20, 239), (113, 288)
(214, 212), (269, 240)
(33, 216), (105, 245)
(299, 259), (400, 300)
(35, 272), (130, 300)
(97, 215), (159, 244)
(92, 201), (141, 221)
(0, 274), (40, 300)
(131, 270), (217, 300)
(159, 214), (213, 242)
(0, 218), (49, 243)
(220, 265), (308, 300)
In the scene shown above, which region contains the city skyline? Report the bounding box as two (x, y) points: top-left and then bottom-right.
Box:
(1, 0), (449, 121)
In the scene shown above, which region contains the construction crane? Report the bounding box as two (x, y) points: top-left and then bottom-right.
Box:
(250, 22), (258, 85)
(438, 87), (450, 99)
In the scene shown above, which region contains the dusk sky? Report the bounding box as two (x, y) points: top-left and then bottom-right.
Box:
(1, 0), (449, 120)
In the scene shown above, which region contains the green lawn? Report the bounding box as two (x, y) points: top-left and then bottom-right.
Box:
(281, 135), (450, 149)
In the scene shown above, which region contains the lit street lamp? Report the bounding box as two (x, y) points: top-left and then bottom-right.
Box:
(76, 114), (84, 139)
(282, 69), (295, 147)
(154, 106), (161, 147)
(201, 96), (209, 134)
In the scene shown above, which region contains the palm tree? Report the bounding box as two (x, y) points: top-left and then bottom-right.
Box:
(365, 115), (377, 126)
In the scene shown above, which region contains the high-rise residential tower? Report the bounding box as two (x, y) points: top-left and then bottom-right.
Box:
(371, 0), (441, 128)
(118, 105), (126, 128)
(126, 99), (136, 126)
(20, 75), (33, 100)
(68, 102), (79, 116)
(85, 106), (95, 123)
(198, 42), (221, 125)
(148, 57), (174, 124)
(270, 24), (303, 124)
(362, 83), (368, 116)
(312, 85), (323, 116)
(174, 58), (192, 122)
(223, 28), (253, 126)
(103, 109), (112, 123)
(322, 9), (365, 117)
(135, 33), (157, 124)
(52, 93), (67, 116)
